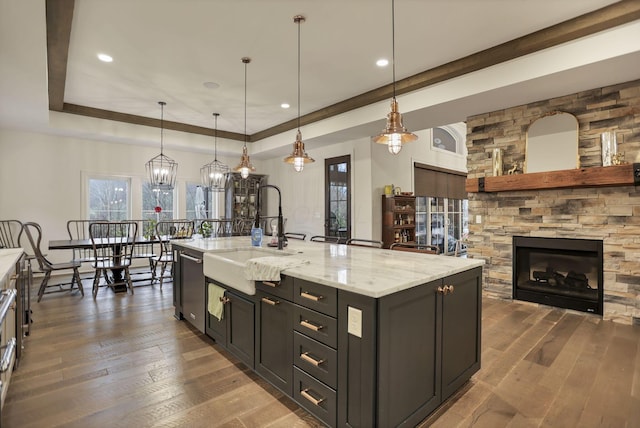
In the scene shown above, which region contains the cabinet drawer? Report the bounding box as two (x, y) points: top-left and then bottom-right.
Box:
(293, 305), (337, 348)
(293, 367), (336, 428)
(255, 275), (293, 301)
(294, 279), (337, 317)
(293, 331), (337, 389)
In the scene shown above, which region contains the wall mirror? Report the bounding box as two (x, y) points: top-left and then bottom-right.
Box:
(525, 112), (579, 173)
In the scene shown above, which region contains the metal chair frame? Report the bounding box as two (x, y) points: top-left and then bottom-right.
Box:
(23, 222), (84, 302)
(0, 220), (23, 249)
(284, 232), (306, 241)
(310, 235), (342, 243)
(89, 221), (138, 298)
(153, 220), (195, 289)
(390, 242), (440, 254)
(346, 238), (383, 248)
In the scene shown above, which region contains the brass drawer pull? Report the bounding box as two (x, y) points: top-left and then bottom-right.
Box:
(300, 320), (323, 331)
(261, 297), (279, 306)
(300, 352), (325, 367)
(262, 281), (279, 288)
(300, 291), (323, 301)
(300, 388), (324, 406)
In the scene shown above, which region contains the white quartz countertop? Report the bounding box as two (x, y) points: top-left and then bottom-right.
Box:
(0, 249), (23, 288)
(175, 236), (484, 298)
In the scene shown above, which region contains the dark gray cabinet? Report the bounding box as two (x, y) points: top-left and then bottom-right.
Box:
(255, 277), (294, 395)
(205, 281), (255, 369)
(338, 266), (482, 427)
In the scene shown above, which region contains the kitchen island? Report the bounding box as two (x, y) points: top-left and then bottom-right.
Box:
(172, 237), (484, 427)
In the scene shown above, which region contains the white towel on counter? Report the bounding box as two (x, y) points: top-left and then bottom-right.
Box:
(208, 283), (226, 321)
(244, 256), (310, 281)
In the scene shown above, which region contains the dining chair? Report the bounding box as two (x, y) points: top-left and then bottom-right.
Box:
(346, 238), (383, 248)
(22, 222), (84, 302)
(129, 219), (158, 280)
(0, 220), (23, 249)
(284, 232), (306, 241)
(89, 221), (138, 298)
(66, 219), (110, 283)
(390, 242), (440, 254)
(310, 235), (341, 243)
(153, 220), (195, 289)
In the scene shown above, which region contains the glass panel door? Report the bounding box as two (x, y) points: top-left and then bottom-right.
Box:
(325, 155), (350, 241)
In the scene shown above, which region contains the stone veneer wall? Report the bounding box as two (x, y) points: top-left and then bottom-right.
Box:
(466, 79), (640, 324)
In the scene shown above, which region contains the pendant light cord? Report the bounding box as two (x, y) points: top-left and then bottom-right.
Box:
(243, 59), (248, 149)
(159, 101), (165, 155)
(391, 0), (396, 100)
(297, 17), (301, 131)
(213, 113), (219, 161)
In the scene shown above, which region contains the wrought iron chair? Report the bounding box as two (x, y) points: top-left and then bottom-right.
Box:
(129, 219), (158, 280)
(89, 221), (138, 298)
(0, 220), (23, 248)
(310, 235), (341, 243)
(390, 242), (440, 254)
(284, 232), (306, 241)
(22, 222), (84, 302)
(153, 220), (195, 289)
(346, 238), (383, 248)
(233, 218), (255, 236)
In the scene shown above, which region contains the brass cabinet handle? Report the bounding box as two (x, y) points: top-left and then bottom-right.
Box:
(300, 291), (323, 301)
(300, 352), (325, 367)
(300, 319), (323, 331)
(437, 285), (455, 295)
(219, 296), (231, 304)
(262, 281), (279, 288)
(261, 297), (279, 306)
(300, 388), (324, 406)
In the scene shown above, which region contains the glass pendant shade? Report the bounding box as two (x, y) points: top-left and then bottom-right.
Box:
(146, 101), (178, 190)
(373, 98), (418, 154)
(201, 113), (229, 192)
(234, 145), (255, 179)
(283, 130), (314, 172)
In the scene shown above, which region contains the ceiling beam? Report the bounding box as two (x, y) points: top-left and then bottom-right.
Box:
(46, 0), (640, 143)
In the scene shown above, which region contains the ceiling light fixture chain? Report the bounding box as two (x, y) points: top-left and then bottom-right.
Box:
(372, 0), (418, 155)
(284, 14), (314, 172)
(235, 57), (256, 179)
(201, 112), (229, 191)
(146, 101), (178, 190)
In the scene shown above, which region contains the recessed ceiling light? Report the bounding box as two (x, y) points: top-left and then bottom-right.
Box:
(376, 58), (389, 67)
(203, 81), (220, 89)
(281, 103), (290, 109)
(97, 53), (113, 63)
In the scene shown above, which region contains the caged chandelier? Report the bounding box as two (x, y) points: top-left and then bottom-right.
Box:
(201, 113), (229, 191)
(372, 0), (418, 155)
(146, 101), (178, 190)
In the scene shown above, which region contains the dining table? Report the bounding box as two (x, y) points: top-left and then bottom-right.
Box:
(48, 236), (162, 293)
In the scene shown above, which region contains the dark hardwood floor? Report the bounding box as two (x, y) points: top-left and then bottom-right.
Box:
(3, 273), (639, 427)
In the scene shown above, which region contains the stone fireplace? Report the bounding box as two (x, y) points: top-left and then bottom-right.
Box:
(465, 79), (640, 324)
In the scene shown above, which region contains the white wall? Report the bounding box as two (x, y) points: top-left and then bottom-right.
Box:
(0, 128), (249, 262)
(1, 120), (466, 260)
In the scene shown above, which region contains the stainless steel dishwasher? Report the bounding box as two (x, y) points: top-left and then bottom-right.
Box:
(179, 250), (205, 333)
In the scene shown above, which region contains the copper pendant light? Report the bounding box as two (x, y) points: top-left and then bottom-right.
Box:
(283, 15), (314, 172)
(234, 57), (256, 179)
(146, 101), (178, 189)
(372, 0), (418, 154)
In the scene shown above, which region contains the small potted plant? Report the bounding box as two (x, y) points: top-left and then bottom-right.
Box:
(200, 221), (212, 239)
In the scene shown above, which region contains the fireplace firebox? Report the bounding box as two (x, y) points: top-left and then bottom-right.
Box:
(513, 236), (603, 315)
